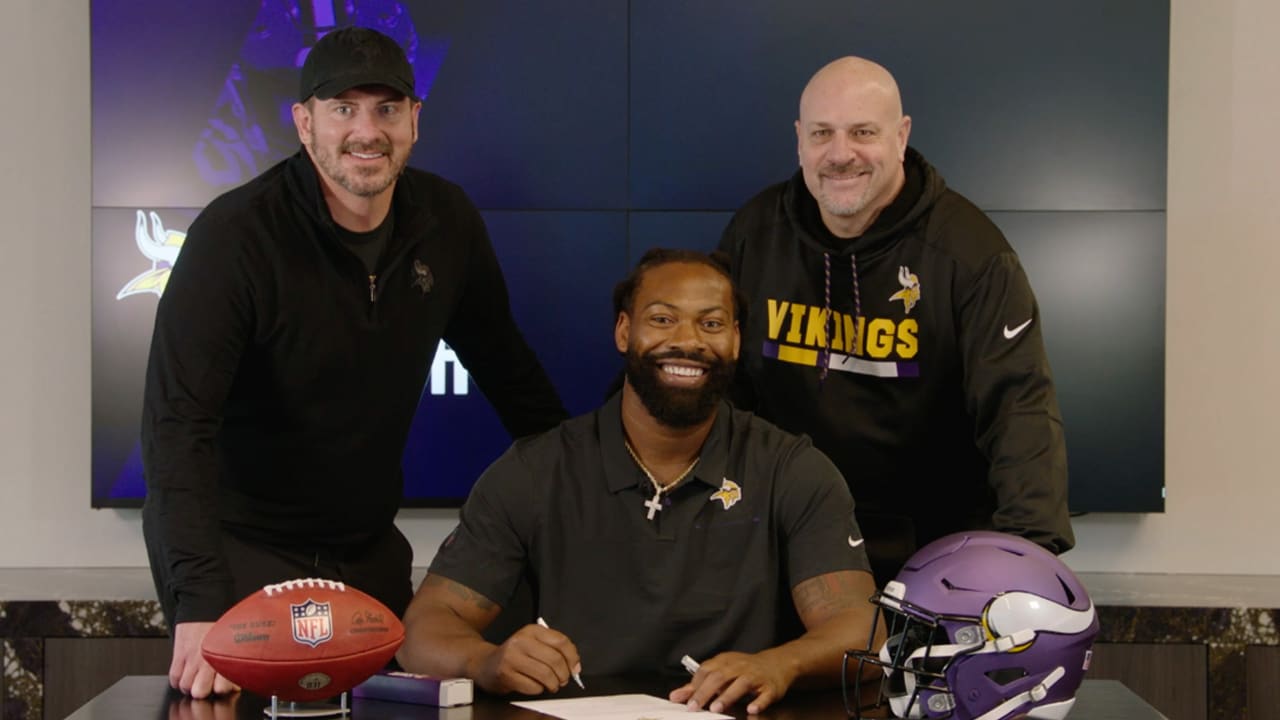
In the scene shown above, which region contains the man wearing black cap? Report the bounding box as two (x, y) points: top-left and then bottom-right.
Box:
(141, 27), (567, 698)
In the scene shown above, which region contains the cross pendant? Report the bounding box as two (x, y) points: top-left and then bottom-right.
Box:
(644, 489), (664, 521)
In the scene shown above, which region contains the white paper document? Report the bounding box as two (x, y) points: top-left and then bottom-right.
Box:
(511, 693), (733, 720)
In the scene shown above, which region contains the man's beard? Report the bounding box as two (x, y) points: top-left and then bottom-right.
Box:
(624, 348), (735, 428)
(816, 162), (875, 218)
(310, 140), (407, 198)
(818, 186), (872, 218)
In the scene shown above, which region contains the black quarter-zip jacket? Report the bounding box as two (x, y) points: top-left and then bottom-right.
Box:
(719, 148), (1073, 569)
(141, 151), (567, 623)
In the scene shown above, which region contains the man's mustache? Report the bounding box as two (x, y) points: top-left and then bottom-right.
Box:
(342, 141), (393, 154)
(821, 162), (869, 175)
(644, 349), (718, 364)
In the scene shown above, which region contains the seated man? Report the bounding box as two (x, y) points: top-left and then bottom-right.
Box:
(397, 249), (883, 714)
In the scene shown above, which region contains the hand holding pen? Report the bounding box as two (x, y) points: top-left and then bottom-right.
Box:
(468, 614), (582, 696)
(537, 617), (585, 689)
(670, 651), (792, 715)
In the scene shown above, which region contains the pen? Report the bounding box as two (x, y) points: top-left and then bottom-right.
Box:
(536, 616), (585, 689)
(681, 654), (701, 675)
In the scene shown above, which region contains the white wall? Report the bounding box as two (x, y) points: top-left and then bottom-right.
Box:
(1063, 0), (1280, 573)
(2, 0), (1276, 574)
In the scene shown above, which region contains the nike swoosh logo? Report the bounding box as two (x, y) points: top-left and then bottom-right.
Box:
(848, 536), (864, 548)
(1003, 318), (1033, 339)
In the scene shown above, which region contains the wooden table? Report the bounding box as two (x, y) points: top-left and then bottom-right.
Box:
(66, 675), (1167, 719)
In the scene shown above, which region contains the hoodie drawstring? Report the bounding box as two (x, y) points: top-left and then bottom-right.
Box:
(818, 252), (862, 383)
(850, 252), (863, 345)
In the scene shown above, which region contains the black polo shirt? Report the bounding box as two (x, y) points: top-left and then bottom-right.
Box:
(428, 392), (870, 676)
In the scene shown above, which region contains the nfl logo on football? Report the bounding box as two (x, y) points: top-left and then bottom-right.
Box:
(291, 599), (334, 648)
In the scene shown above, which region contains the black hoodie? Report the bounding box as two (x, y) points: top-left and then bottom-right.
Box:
(719, 147), (1072, 580)
(141, 151), (567, 623)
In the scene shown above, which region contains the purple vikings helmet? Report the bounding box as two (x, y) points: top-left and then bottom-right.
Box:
(845, 531), (1098, 720)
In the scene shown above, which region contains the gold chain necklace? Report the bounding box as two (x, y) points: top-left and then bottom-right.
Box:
(624, 439), (699, 521)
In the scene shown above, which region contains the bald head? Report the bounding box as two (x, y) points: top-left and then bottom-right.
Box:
(794, 57), (912, 238)
(799, 57), (903, 125)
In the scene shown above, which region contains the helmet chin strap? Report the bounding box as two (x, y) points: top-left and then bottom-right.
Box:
(972, 666), (1066, 720)
(883, 628), (1045, 719)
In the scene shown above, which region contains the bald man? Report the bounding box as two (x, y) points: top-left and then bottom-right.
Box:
(718, 57), (1073, 585)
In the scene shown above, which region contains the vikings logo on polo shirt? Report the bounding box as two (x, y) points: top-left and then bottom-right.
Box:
(291, 599), (334, 648)
(710, 478), (742, 510)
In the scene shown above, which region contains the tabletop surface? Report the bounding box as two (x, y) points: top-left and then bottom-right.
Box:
(66, 675), (1167, 720)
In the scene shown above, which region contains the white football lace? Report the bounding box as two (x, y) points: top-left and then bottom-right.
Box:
(262, 577), (346, 596)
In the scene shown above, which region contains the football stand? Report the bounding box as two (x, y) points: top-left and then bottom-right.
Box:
(265, 691), (350, 718)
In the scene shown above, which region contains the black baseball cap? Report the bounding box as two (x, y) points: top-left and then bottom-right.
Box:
(299, 27), (416, 102)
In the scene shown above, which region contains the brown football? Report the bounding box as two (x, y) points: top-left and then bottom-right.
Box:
(201, 578), (404, 702)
